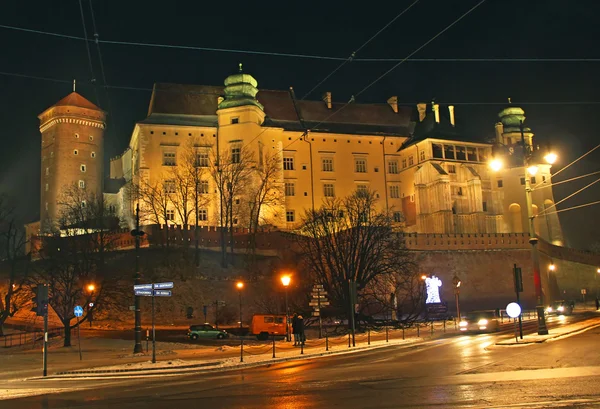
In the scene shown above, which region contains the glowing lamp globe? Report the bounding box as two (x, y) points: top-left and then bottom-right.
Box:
(527, 165), (539, 176)
(281, 275), (291, 287)
(544, 152), (557, 164)
(506, 302), (522, 318)
(489, 159), (503, 172)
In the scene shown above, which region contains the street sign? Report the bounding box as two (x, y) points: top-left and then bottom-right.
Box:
(129, 305), (136, 311)
(154, 282), (174, 290)
(153, 290), (172, 297)
(135, 289), (153, 296)
(513, 265), (523, 293)
(134, 284), (153, 290)
(313, 284), (324, 289)
(311, 293), (328, 298)
(312, 311), (320, 316)
(506, 302), (522, 318)
(74, 305), (83, 317)
(309, 301), (329, 306)
(88, 302), (94, 308)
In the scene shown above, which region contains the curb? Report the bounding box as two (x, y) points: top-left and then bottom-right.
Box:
(54, 361), (222, 375)
(494, 321), (600, 346)
(33, 338), (430, 380)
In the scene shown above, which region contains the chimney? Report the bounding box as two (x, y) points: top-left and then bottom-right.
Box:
(217, 96), (224, 106)
(495, 122), (504, 143)
(433, 104), (440, 123)
(448, 105), (455, 127)
(322, 92), (332, 109)
(417, 103), (427, 122)
(387, 96), (398, 113)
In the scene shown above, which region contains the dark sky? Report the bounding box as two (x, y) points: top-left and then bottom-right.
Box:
(1, 0), (599, 249)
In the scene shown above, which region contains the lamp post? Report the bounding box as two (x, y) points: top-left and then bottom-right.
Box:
(236, 281), (244, 329)
(452, 276), (461, 322)
(130, 203), (145, 353)
(281, 275), (291, 342)
(520, 120), (549, 335)
(87, 284), (95, 328)
(595, 268), (600, 299)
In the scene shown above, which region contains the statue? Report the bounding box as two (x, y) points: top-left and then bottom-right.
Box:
(425, 275), (442, 304)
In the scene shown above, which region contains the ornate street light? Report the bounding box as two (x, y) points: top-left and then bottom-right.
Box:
(281, 275), (291, 342)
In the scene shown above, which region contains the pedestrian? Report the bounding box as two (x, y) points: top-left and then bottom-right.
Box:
(291, 313), (299, 346)
(297, 314), (305, 346)
(595, 297), (599, 311)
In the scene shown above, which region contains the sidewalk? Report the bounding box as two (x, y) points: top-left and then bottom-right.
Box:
(2, 322), (459, 381)
(495, 315), (600, 345)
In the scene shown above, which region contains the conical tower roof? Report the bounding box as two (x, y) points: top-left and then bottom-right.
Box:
(52, 92), (102, 111)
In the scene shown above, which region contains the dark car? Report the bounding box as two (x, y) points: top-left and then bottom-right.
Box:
(459, 310), (501, 333)
(187, 324), (228, 340)
(546, 300), (573, 316)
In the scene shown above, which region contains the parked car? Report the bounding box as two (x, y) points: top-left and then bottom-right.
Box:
(188, 324), (228, 340)
(459, 310), (501, 333)
(546, 300), (573, 316)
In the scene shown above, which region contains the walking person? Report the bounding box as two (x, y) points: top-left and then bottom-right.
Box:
(297, 314), (305, 346)
(292, 313), (299, 346)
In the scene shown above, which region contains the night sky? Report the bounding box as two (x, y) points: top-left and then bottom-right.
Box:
(1, 0), (599, 249)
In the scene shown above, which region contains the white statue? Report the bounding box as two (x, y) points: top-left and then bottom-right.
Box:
(425, 276), (442, 304)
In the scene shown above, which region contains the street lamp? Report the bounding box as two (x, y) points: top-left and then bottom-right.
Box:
(236, 281), (244, 329)
(452, 276), (461, 322)
(86, 283), (96, 328)
(489, 120), (556, 335)
(281, 274), (291, 342)
(87, 284), (96, 293)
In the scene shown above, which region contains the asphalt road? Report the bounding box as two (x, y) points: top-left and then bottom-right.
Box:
(4, 312), (600, 408)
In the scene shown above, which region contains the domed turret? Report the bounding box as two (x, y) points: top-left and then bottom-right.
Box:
(218, 64), (264, 110)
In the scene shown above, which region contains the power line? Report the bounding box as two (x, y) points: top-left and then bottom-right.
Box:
(301, 0), (420, 100)
(88, 0), (113, 117)
(306, 0), (488, 133)
(532, 170), (600, 191)
(542, 200), (600, 216)
(77, 0), (100, 104)
(551, 143), (600, 179)
(2, 22), (600, 63)
(538, 176), (600, 217)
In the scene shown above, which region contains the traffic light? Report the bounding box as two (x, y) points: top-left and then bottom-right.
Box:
(31, 284), (49, 316)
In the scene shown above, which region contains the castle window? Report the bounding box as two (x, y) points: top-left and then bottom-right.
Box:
(466, 146), (477, 162)
(81, 164), (87, 173)
(531, 176), (537, 184)
(91, 152), (96, 158)
(390, 185), (400, 198)
(322, 158), (334, 172)
(75, 133), (80, 139)
(286, 210), (295, 223)
(166, 209), (175, 221)
(388, 160), (399, 174)
(231, 147), (241, 164)
(444, 145), (456, 160)
(447, 165), (456, 174)
(520, 177), (526, 186)
(354, 158), (367, 173)
(432, 144), (444, 159)
(45, 167), (49, 175)
(542, 175), (547, 182)
(73, 149), (78, 155)
(163, 152), (176, 166)
(285, 182), (295, 197)
(89, 135), (93, 141)
(356, 184), (368, 194)
(283, 157), (295, 171)
(231, 117), (239, 124)
(164, 180), (176, 194)
(200, 180), (209, 194)
(456, 146), (467, 161)
(196, 152), (209, 167)
(483, 201), (488, 212)
(497, 180), (504, 188)
(402, 158), (407, 168)
(393, 212), (402, 222)
(420, 150), (426, 161)
(198, 209), (208, 221)
(408, 155), (414, 166)
(233, 218), (238, 225)
(79, 180), (85, 189)
(323, 183), (335, 197)
(235, 198), (240, 205)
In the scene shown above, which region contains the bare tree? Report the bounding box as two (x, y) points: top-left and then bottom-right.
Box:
(137, 178), (172, 253)
(0, 195), (29, 336)
(247, 150), (283, 256)
(211, 146), (254, 267)
(295, 190), (417, 322)
(34, 185), (122, 346)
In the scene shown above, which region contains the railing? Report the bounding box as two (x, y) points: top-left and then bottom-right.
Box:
(1, 327), (63, 348)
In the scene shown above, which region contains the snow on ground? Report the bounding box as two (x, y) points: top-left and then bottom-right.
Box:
(496, 316), (600, 345)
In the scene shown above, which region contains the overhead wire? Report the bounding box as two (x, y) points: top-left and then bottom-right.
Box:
(532, 170), (600, 191)
(542, 200), (600, 216)
(2, 22), (600, 62)
(538, 176), (600, 217)
(77, 0), (100, 104)
(88, 0), (113, 115)
(550, 143), (600, 179)
(301, 0), (421, 100)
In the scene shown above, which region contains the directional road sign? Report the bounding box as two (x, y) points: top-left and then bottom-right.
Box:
(153, 290), (172, 297)
(311, 294), (328, 298)
(135, 289), (153, 296)
(74, 305), (83, 317)
(154, 282), (174, 290)
(134, 284), (153, 290)
(309, 301), (329, 306)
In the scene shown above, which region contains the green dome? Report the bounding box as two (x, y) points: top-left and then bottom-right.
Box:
(498, 106), (531, 133)
(219, 64), (263, 110)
